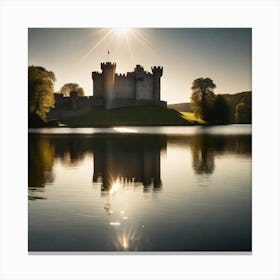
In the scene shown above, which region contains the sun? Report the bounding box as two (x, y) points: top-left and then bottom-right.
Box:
(112, 27), (132, 37)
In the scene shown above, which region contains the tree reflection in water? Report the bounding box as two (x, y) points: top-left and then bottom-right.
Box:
(191, 135), (215, 174)
(28, 132), (251, 197)
(190, 134), (251, 175)
(28, 129), (251, 251)
(28, 135), (55, 200)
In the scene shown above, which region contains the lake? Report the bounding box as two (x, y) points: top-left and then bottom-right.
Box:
(28, 125), (251, 252)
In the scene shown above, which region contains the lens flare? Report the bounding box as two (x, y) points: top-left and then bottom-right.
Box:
(109, 179), (121, 194)
(113, 27), (132, 36)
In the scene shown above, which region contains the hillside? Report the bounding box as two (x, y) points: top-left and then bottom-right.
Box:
(168, 91), (252, 124)
(168, 103), (192, 112)
(60, 106), (196, 127)
(223, 91), (251, 123)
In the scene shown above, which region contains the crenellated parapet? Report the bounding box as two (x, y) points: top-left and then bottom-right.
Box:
(151, 66), (163, 101)
(101, 62), (116, 71)
(134, 65), (145, 80)
(92, 71), (101, 79)
(151, 66), (163, 77)
(116, 73), (127, 77)
(91, 62), (165, 108)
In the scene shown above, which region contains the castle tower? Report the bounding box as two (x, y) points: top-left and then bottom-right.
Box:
(151, 66), (163, 101)
(101, 62), (116, 108)
(134, 65), (145, 100)
(92, 71), (102, 98)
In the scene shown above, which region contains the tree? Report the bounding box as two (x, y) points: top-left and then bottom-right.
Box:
(28, 66), (56, 122)
(77, 87), (85, 97)
(214, 95), (231, 124)
(235, 101), (251, 124)
(60, 83), (85, 97)
(235, 94), (252, 124)
(190, 77), (216, 121)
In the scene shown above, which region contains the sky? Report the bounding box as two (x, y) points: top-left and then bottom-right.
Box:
(28, 28), (251, 104)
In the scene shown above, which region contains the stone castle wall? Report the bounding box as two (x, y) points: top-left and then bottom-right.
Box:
(50, 62), (165, 114)
(114, 73), (135, 99)
(92, 63), (164, 108)
(136, 73), (154, 100)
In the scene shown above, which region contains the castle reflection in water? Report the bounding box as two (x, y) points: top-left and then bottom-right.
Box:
(28, 132), (251, 195)
(92, 135), (164, 191)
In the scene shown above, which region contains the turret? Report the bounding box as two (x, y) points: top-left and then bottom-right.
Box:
(134, 64), (145, 80)
(101, 62), (116, 108)
(92, 71), (102, 98)
(151, 66), (163, 101)
(134, 65), (145, 100)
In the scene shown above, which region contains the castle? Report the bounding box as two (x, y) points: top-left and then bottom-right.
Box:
(53, 62), (166, 110)
(92, 62), (166, 108)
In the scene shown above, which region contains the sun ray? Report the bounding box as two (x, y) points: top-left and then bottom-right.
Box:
(124, 35), (135, 65)
(112, 27), (132, 37)
(81, 29), (113, 60)
(131, 29), (155, 51)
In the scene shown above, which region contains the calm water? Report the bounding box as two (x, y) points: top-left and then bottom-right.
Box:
(28, 125), (251, 252)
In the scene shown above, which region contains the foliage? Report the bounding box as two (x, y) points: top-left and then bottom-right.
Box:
(191, 77), (216, 97)
(60, 83), (85, 97)
(28, 66), (56, 122)
(171, 91), (251, 124)
(190, 78), (234, 124)
(214, 95), (231, 124)
(190, 77), (216, 121)
(77, 87), (85, 97)
(235, 102), (251, 124)
(234, 94), (252, 124)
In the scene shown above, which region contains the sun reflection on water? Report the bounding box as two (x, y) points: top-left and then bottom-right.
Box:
(110, 222), (121, 226)
(109, 179), (121, 194)
(113, 127), (138, 133)
(99, 178), (146, 250)
(113, 225), (141, 251)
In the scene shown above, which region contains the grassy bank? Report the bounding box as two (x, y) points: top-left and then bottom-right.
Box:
(180, 112), (206, 125)
(61, 106), (196, 127)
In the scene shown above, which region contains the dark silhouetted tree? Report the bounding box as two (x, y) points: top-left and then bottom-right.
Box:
(28, 66), (56, 123)
(191, 77), (216, 122)
(77, 87), (85, 97)
(235, 102), (251, 124)
(214, 95), (231, 124)
(60, 83), (85, 97)
(235, 95), (252, 124)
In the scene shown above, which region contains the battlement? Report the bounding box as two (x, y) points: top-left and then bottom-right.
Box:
(116, 73), (127, 77)
(135, 64), (144, 71)
(92, 62), (164, 108)
(151, 66), (163, 76)
(101, 62), (117, 71)
(92, 71), (101, 79)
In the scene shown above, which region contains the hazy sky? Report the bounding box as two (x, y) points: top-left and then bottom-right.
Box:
(28, 28), (251, 104)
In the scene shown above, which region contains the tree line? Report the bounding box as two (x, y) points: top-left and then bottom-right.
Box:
(190, 78), (251, 124)
(28, 65), (84, 127)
